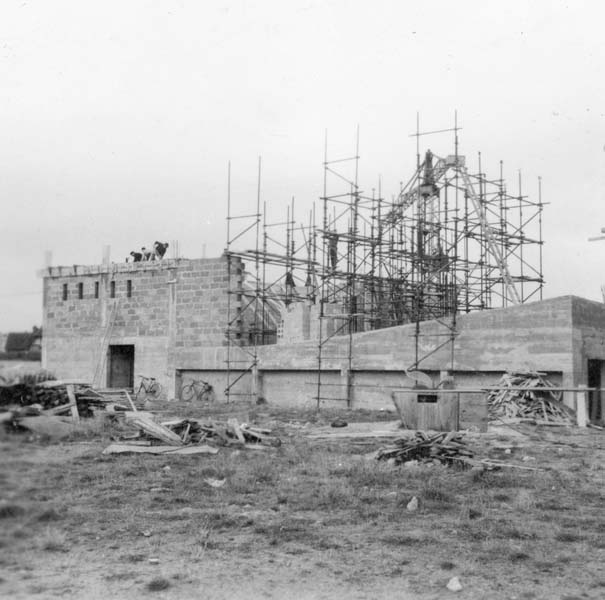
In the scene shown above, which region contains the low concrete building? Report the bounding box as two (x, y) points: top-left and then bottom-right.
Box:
(40, 255), (605, 424)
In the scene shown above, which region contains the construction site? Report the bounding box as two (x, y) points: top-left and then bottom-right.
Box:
(3, 123), (605, 600)
(35, 122), (604, 428)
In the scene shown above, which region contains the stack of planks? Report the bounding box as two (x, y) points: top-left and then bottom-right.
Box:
(487, 371), (574, 425)
(376, 431), (473, 466)
(0, 377), (93, 416)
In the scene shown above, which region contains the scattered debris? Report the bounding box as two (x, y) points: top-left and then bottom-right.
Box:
(488, 371), (574, 425)
(133, 418), (282, 448)
(376, 431), (473, 466)
(127, 414), (183, 446)
(406, 496), (419, 511)
(204, 478), (226, 488)
(102, 415), (281, 455)
(446, 576), (462, 592)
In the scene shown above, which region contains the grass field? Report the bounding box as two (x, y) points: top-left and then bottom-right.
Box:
(1, 402), (604, 599)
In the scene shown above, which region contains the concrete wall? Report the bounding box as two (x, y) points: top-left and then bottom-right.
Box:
(251, 296), (574, 411)
(260, 296), (575, 373)
(569, 297), (605, 384)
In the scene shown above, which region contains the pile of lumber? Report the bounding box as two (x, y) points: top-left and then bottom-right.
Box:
(0, 370), (57, 407)
(103, 413), (281, 455)
(487, 371), (574, 425)
(160, 417), (281, 447)
(0, 378), (138, 423)
(376, 431), (473, 466)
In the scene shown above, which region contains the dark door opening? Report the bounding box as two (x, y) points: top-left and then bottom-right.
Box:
(587, 359), (603, 424)
(108, 345), (134, 389)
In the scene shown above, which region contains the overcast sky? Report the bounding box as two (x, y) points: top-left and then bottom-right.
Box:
(1, 0), (604, 331)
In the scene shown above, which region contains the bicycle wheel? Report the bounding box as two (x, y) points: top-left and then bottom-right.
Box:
(181, 383), (196, 401)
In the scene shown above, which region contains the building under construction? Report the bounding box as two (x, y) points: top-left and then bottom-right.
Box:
(224, 127), (544, 407)
(39, 127), (605, 428)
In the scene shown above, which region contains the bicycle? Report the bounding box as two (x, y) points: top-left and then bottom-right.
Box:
(181, 378), (215, 402)
(134, 374), (163, 403)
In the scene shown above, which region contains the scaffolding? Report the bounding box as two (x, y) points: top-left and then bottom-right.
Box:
(224, 119), (545, 407)
(224, 159), (318, 401)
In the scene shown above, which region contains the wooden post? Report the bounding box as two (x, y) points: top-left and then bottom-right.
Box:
(65, 384), (80, 423)
(251, 363), (259, 402)
(124, 389), (137, 412)
(576, 384), (588, 428)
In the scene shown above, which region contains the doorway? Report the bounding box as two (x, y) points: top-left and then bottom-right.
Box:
(587, 359), (603, 424)
(107, 345), (134, 389)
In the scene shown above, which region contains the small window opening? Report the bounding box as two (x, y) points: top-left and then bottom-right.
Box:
(78, 282), (83, 299)
(127, 280), (132, 298)
(94, 281), (99, 299)
(110, 280), (116, 298)
(62, 283), (68, 301)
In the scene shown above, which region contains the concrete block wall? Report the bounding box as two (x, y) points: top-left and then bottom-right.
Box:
(175, 258), (234, 349)
(41, 256), (241, 397)
(41, 253), (596, 419)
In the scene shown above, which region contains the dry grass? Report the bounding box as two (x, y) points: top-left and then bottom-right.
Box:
(0, 404), (603, 599)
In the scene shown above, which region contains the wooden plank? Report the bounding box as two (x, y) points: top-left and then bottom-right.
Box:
(102, 443), (218, 455)
(123, 389), (137, 412)
(65, 384), (80, 423)
(43, 403), (75, 416)
(127, 415), (183, 446)
(227, 418), (246, 444)
(0, 412), (14, 424)
(165, 445), (219, 455)
(36, 379), (91, 388)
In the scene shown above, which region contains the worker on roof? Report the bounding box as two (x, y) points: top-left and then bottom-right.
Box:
(154, 241), (169, 260)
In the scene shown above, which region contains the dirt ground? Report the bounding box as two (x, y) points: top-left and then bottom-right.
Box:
(1, 402), (604, 600)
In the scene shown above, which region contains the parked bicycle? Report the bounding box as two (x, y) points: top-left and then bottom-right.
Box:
(134, 374), (163, 402)
(181, 378), (215, 402)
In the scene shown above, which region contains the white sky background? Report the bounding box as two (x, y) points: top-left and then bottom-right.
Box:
(0, 0), (604, 331)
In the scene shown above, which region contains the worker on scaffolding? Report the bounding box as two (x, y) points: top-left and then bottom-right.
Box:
(328, 231), (338, 271)
(285, 270), (295, 306)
